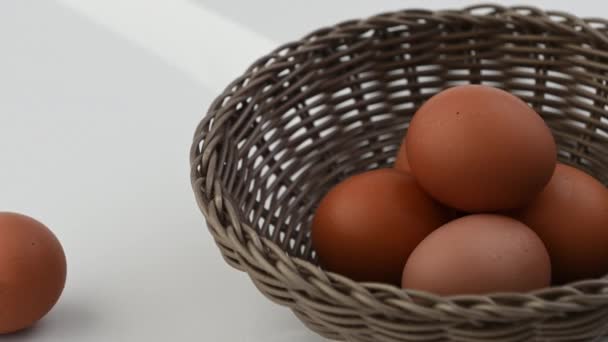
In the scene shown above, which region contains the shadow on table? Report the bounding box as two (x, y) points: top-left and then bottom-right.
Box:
(1, 300), (96, 341)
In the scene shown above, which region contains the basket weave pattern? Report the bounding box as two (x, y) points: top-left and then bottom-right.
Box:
(191, 5), (608, 341)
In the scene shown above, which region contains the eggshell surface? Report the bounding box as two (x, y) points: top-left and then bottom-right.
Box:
(406, 85), (556, 212)
(402, 214), (551, 295)
(0, 212), (67, 334)
(516, 163), (608, 284)
(312, 168), (450, 284)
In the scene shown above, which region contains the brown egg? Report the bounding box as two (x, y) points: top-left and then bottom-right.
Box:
(0, 212), (67, 334)
(396, 135), (463, 220)
(406, 85), (556, 212)
(515, 163), (608, 284)
(402, 214), (551, 295)
(394, 135), (411, 173)
(312, 168), (450, 284)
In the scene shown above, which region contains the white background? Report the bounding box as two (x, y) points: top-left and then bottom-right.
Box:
(0, 1), (607, 341)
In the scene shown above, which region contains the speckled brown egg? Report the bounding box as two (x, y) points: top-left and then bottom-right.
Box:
(515, 163), (608, 284)
(402, 214), (551, 295)
(406, 85), (557, 212)
(312, 168), (450, 285)
(0, 212), (67, 334)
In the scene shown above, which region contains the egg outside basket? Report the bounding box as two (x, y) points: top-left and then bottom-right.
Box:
(190, 4), (608, 341)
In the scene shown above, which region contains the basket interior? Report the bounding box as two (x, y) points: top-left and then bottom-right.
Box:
(206, 12), (608, 262)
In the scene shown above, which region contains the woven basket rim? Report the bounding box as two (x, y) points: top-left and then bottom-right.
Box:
(190, 3), (608, 321)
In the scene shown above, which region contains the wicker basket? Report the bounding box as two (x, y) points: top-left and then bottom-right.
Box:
(190, 4), (608, 341)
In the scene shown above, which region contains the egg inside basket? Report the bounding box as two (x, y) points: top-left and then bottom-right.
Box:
(191, 5), (608, 342)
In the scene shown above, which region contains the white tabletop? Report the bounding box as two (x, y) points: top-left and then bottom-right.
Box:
(0, 1), (606, 341)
